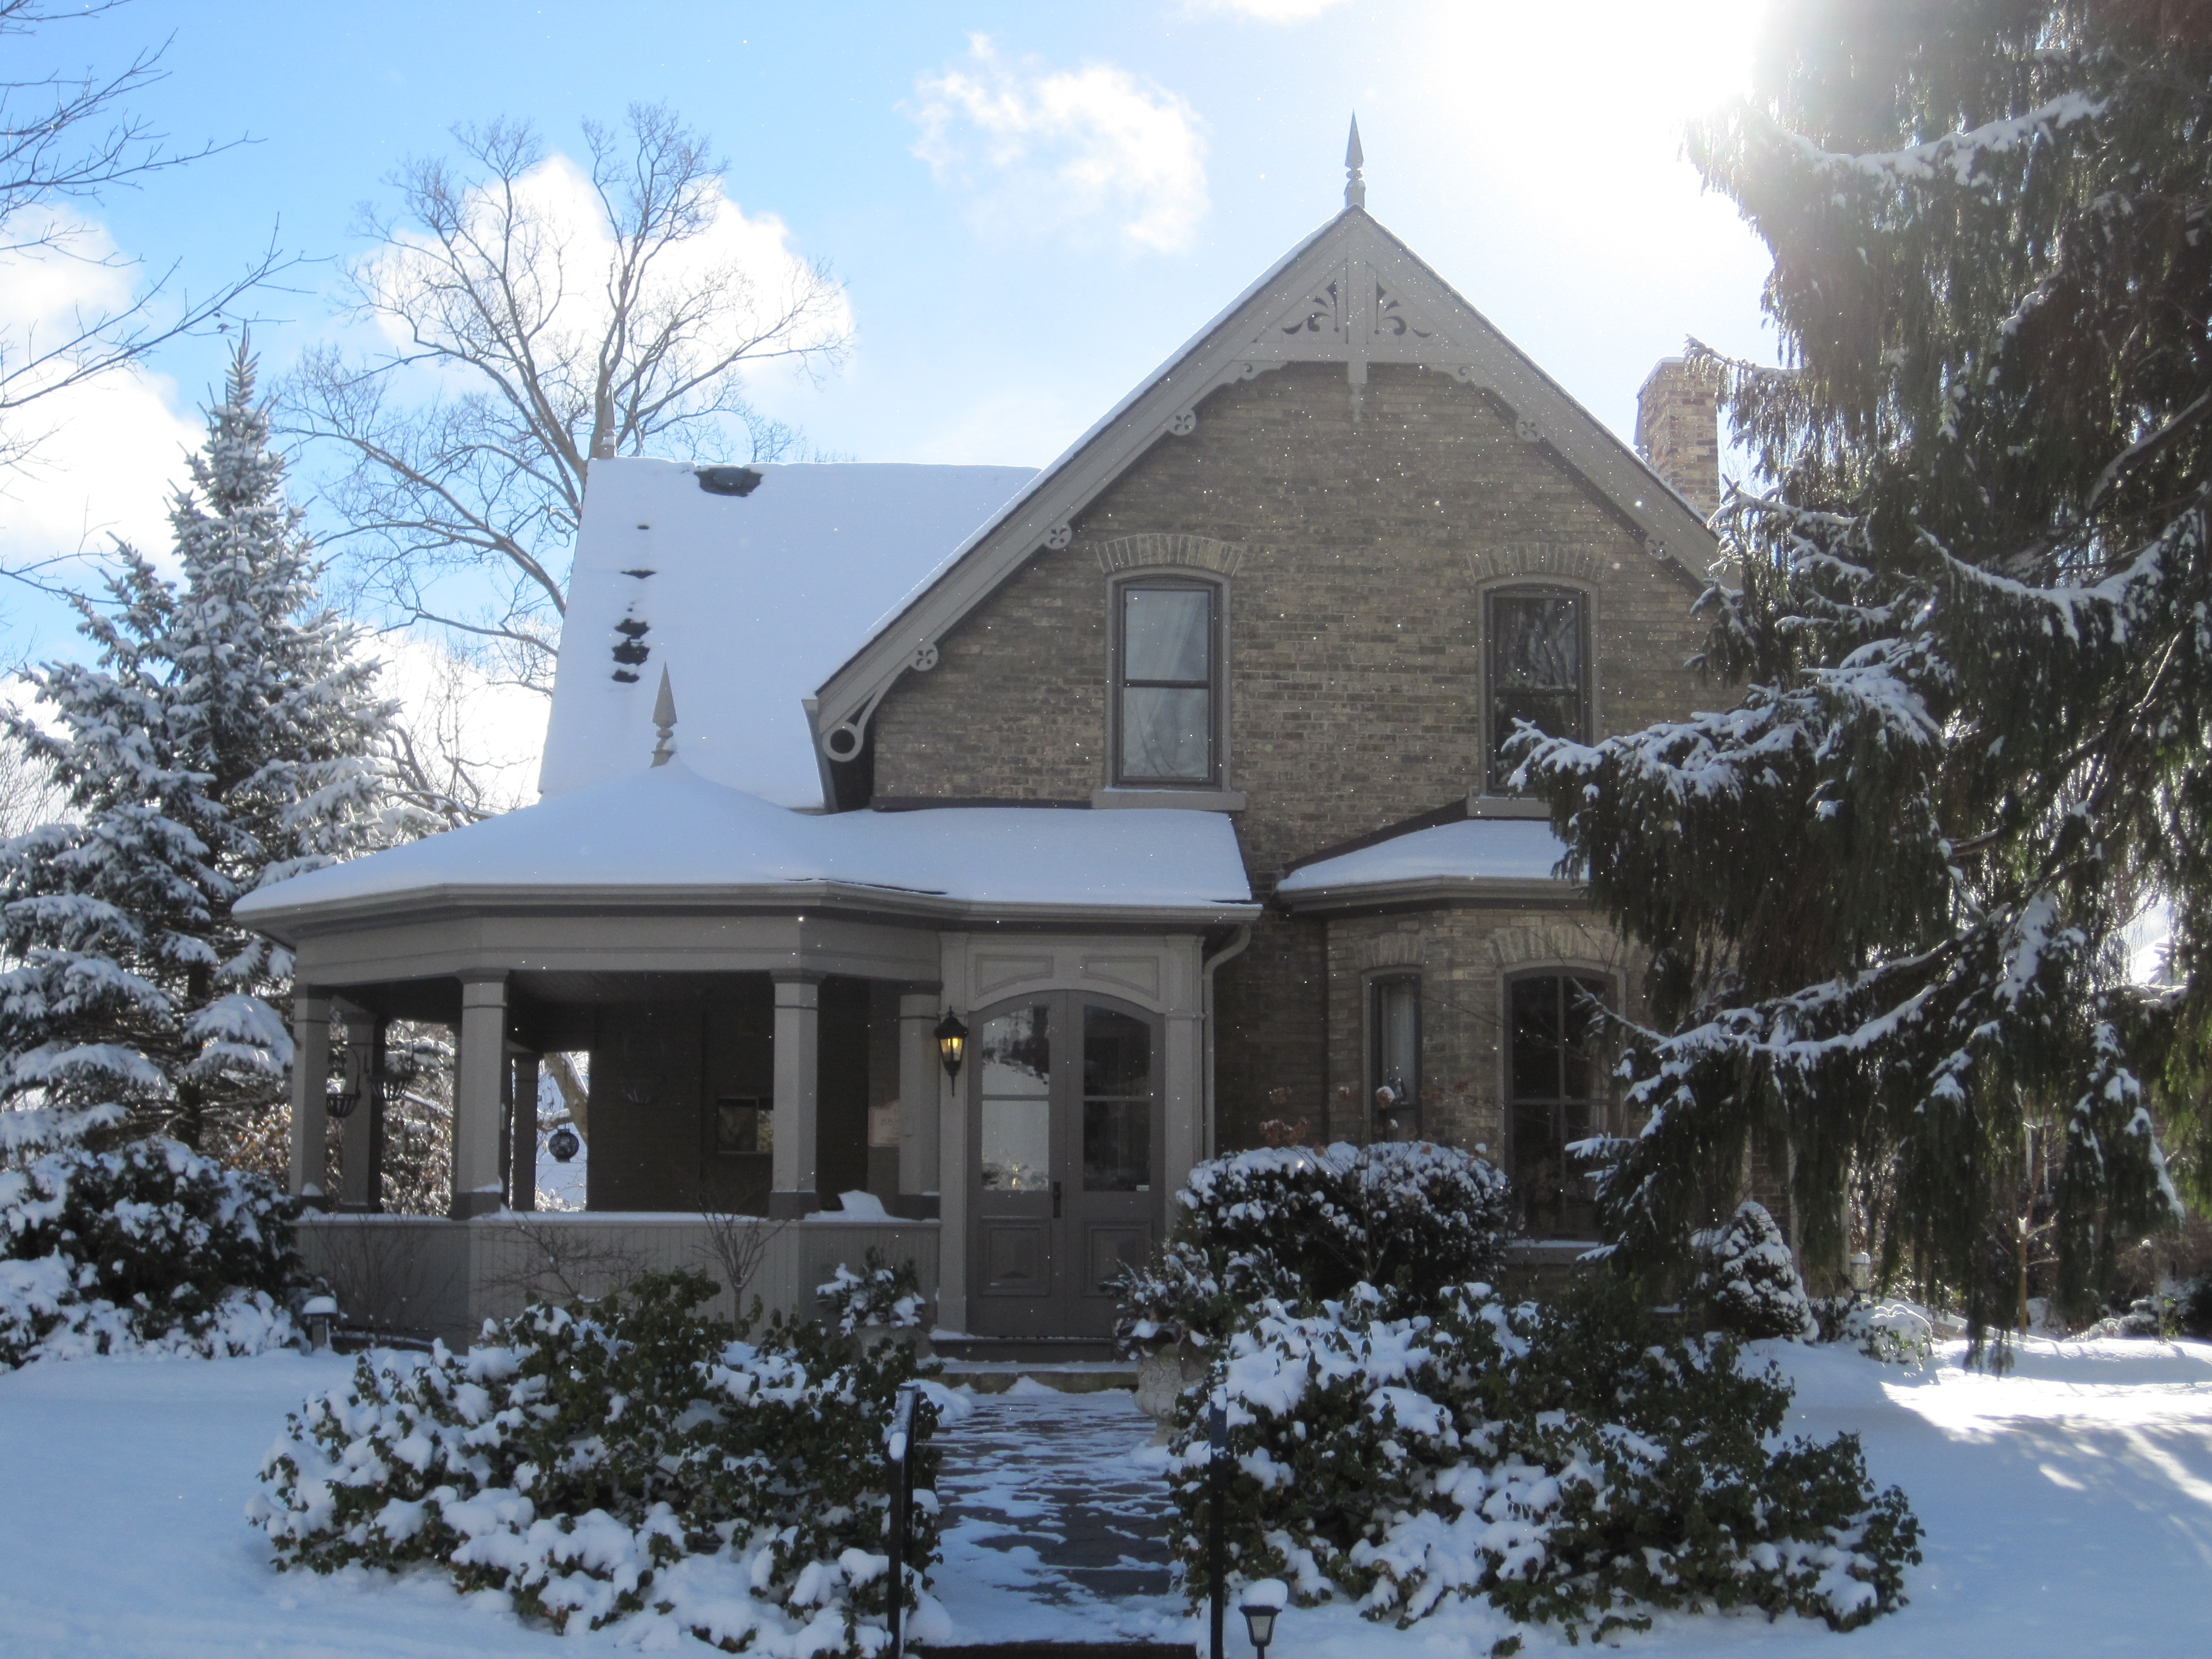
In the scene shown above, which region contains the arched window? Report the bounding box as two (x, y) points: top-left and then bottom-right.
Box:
(1113, 576), (1222, 786)
(1486, 585), (1589, 791)
(1506, 970), (1614, 1238)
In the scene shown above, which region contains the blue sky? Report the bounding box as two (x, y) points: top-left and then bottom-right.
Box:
(0, 0), (1774, 674)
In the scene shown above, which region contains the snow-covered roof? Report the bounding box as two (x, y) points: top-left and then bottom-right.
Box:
(1275, 817), (1573, 908)
(538, 459), (1036, 809)
(237, 762), (1256, 937)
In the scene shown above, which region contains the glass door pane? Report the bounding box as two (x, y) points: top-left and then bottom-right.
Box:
(1082, 1005), (1151, 1192)
(979, 1005), (1051, 1193)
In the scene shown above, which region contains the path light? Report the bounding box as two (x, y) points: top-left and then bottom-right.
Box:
(935, 1011), (969, 1084)
(1849, 1252), (1874, 1294)
(1241, 1579), (1289, 1659)
(548, 1125), (581, 1163)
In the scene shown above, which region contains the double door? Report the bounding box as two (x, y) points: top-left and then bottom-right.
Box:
(969, 992), (1162, 1338)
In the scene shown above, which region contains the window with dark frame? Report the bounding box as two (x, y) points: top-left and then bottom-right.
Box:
(1507, 972), (1613, 1238)
(714, 1096), (772, 1156)
(1486, 586), (1589, 792)
(1115, 581), (1216, 786)
(1370, 973), (1421, 1142)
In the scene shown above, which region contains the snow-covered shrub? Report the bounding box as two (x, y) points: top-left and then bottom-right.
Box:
(816, 1248), (927, 1336)
(251, 1269), (946, 1652)
(0, 1134), (301, 1366)
(1118, 1142), (1510, 1349)
(1167, 1278), (1920, 1641)
(1813, 1295), (1936, 1367)
(1694, 1201), (1818, 1341)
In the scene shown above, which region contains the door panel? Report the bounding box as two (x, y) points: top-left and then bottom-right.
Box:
(968, 993), (1164, 1338)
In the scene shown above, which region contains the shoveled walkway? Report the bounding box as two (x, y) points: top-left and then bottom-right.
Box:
(929, 1380), (1191, 1647)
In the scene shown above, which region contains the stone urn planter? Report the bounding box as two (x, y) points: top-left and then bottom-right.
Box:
(1133, 1335), (1207, 1442)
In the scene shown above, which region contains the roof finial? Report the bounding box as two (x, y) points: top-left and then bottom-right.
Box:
(1344, 114), (1366, 210)
(650, 666), (678, 767)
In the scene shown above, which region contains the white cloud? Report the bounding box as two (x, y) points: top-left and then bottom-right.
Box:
(372, 632), (551, 814)
(908, 36), (1209, 254)
(0, 213), (204, 573)
(1188, 0), (1350, 20)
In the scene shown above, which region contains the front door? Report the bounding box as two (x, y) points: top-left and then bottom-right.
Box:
(969, 993), (1162, 1338)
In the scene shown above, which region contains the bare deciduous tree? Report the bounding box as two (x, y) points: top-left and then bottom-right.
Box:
(0, 1), (290, 484)
(284, 102), (850, 692)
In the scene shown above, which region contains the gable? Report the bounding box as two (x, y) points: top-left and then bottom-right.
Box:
(538, 459), (1034, 808)
(809, 207), (1719, 781)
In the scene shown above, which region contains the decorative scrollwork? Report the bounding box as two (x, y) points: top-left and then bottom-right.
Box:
(1044, 524), (1074, 551)
(1644, 535), (1668, 561)
(1515, 417), (1543, 443)
(910, 642), (939, 672)
(1281, 278), (1342, 336)
(1372, 279), (1432, 339)
(1168, 409), (1198, 437)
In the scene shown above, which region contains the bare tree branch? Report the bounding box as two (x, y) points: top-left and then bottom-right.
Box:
(281, 102), (848, 695)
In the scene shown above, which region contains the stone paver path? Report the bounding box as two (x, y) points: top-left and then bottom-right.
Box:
(928, 1381), (1190, 1645)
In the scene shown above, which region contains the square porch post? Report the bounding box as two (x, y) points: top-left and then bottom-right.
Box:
(770, 972), (821, 1218)
(337, 1004), (382, 1211)
(509, 1050), (539, 1212)
(287, 989), (332, 1201)
(896, 987), (942, 1217)
(452, 974), (509, 1219)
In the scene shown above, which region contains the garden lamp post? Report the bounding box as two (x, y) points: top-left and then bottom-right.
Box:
(1240, 1580), (1287, 1659)
(934, 1011), (968, 1084)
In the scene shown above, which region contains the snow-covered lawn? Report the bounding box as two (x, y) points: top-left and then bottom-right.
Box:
(0, 1338), (2208, 1655)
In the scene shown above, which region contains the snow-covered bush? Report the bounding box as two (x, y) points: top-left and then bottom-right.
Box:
(1695, 1201), (1818, 1341)
(816, 1249), (927, 1336)
(251, 1269), (946, 1652)
(1813, 1295), (1937, 1367)
(1167, 1279), (1921, 1641)
(0, 1134), (301, 1366)
(1118, 1142), (1511, 1349)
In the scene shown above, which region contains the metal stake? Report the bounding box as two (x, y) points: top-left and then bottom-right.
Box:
(1208, 1398), (1228, 1659)
(888, 1382), (919, 1659)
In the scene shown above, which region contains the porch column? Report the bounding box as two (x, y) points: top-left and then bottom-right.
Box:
(509, 1049), (539, 1212)
(770, 972), (821, 1218)
(287, 989), (332, 1201)
(451, 974), (508, 1219)
(897, 987), (942, 1217)
(337, 1005), (381, 1211)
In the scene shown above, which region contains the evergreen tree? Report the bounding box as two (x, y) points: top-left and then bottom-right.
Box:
(1518, 1), (2209, 1334)
(0, 342), (404, 1165)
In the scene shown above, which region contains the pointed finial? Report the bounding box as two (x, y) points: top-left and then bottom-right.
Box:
(650, 666), (677, 767)
(1344, 115), (1366, 210)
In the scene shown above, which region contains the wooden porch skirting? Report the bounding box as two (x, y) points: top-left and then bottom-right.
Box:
(296, 1212), (942, 1349)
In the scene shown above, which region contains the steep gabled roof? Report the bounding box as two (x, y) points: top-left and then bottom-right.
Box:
(808, 206), (1720, 782)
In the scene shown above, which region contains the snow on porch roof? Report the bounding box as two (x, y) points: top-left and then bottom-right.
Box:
(537, 458), (1037, 810)
(236, 762), (1256, 936)
(1275, 817), (1573, 907)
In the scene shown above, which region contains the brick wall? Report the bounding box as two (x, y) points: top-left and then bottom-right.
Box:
(1634, 358), (1722, 519)
(870, 360), (1708, 1148)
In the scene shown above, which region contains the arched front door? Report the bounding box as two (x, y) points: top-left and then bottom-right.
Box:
(968, 991), (1163, 1338)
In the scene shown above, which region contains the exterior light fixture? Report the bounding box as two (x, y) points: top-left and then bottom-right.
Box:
(1849, 1251), (1874, 1294)
(548, 1125), (581, 1163)
(324, 1084), (361, 1121)
(934, 1011), (969, 1083)
(1240, 1581), (1288, 1659)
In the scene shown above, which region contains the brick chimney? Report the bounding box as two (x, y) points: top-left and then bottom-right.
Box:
(1635, 357), (1721, 520)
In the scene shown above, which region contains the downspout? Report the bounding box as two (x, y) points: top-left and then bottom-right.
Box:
(1200, 925), (1253, 1165)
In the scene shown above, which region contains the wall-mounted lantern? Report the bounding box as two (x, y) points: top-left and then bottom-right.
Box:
(934, 1011), (969, 1084)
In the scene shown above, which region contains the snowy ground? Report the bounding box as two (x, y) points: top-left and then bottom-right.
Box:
(0, 1338), (2208, 1655)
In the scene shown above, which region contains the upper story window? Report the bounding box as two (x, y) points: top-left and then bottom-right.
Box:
(1486, 586), (1589, 792)
(1115, 580), (1218, 786)
(1507, 970), (1613, 1238)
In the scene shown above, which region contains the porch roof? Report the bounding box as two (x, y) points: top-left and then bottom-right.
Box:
(237, 760), (1259, 941)
(1275, 817), (1576, 912)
